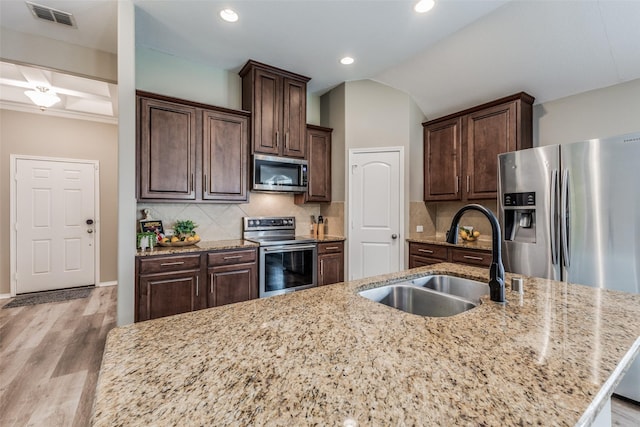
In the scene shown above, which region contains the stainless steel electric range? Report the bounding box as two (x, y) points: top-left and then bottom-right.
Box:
(243, 217), (317, 298)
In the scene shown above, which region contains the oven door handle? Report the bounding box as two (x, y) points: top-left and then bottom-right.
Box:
(263, 244), (317, 252)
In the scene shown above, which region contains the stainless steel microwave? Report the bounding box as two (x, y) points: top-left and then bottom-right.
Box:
(252, 154), (308, 193)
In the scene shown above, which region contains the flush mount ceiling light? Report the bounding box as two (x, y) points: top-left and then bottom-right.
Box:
(219, 8), (239, 22)
(24, 86), (61, 110)
(414, 0), (436, 13)
(340, 56), (355, 65)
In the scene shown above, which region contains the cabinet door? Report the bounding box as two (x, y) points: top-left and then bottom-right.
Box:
(202, 109), (249, 202)
(252, 69), (281, 155)
(423, 117), (462, 201)
(207, 263), (257, 307)
(282, 78), (307, 158)
(138, 97), (197, 200)
(465, 101), (517, 199)
(318, 253), (344, 286)
(297, 125), (331, 203)
(138, 271), (202, 321)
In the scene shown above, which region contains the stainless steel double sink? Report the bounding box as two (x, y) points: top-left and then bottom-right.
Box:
(358, 275), (489, 317)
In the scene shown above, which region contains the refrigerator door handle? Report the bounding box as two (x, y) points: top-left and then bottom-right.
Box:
(561, 168), (570, 267)
(550, 169), (558, 265)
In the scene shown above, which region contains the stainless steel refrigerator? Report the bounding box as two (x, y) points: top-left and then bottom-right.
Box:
(498, 132), (640, 403)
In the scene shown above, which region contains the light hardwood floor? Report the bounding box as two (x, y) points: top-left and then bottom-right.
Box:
(0, 286), (116, 426)
(1, 285), (639, 426)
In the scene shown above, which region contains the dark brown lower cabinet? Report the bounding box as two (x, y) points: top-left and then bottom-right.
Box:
(408, 242), (491, 269)
(317, 242), (344, 286)
(136, 253), (204, 321)
(136, 248), (258, 322)
(207, 248), (258, 307)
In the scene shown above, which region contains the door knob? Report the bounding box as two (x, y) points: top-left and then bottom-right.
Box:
(391, 234), (398, 239)
(87, 229), (94, 234)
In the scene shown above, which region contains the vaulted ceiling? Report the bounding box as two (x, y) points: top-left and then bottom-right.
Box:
(1, 0), (639, 120)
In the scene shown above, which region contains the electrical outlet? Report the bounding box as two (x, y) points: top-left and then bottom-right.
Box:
(416, 225), (424, 232)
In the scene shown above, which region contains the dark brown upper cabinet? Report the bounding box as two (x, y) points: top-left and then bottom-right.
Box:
(295, 125), (332, 204)
(423, 92), (534, 202)
(138, 96), (198, 200)
(240, 60), (310, 159)
(137, 91), (250, 203)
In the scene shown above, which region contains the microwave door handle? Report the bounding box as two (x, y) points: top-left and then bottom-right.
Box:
(550, 169), (558, 265)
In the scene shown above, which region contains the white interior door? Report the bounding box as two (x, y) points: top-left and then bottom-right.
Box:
(13, 157), (98, 294)
(348, 148), (403, 280)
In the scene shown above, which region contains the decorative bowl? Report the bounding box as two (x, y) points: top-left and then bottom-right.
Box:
(157, 236), (201, 247)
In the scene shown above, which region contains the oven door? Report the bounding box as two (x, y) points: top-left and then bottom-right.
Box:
(259, 244), (317, 298)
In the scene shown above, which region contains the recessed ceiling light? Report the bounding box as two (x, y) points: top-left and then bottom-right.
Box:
(340, 57), (355, 65)
(414, 0), (435, 13)
(219, 8), (239, 23)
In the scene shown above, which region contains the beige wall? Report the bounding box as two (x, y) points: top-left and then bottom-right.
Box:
(0, 27), (117, 83)
(534, 78), (640, 146)
(135, 47), (321, 124)
(320, 80), (427, 272)
(0, 109), (118, 294)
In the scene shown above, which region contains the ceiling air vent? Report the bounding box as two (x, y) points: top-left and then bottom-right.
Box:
(26, 2), (76, 27)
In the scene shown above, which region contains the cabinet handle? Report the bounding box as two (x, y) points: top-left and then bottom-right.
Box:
(463, 255), (484, 261)
(210, 273), (213, 294)
(320, 259), (324, 278)
(160, 261), (185, 266)
(191, 173), (194, 192)
(467, 176), (470, 193)
(455, 176), (459, 194)
(223, 255), (243, 260)
(325, 246), (339, 250)
(285, 132), (289, 149)
(418, 249), (434, 254)
(275, 131), (279, 148)
(196, 276), (199, 297)
(204, 174), (207, 193)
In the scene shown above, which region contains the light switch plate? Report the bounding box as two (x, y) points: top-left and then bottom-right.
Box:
(416, 225), (424, 232)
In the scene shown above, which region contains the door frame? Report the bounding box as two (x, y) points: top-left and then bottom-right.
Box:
(347, 146), (405, 281)
(9, 155), (101, 297)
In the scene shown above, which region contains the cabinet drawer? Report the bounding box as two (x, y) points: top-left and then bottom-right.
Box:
(409, 243), (448, 261)
(317, 241), (344, 255)
(208, 249), (257, 266)
(138, 254), (201, 274)
(409, 255), (443, 269)
(450, 248), (492, 267)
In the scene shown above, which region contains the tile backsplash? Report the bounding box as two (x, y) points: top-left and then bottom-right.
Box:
(139, 195), (497, 243)
(409, 200), (498, 240)
(138, 193), (321, 240)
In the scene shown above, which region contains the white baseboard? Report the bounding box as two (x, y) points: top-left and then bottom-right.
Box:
(97, 281), (118, 288)
(0, 293), (11, 299)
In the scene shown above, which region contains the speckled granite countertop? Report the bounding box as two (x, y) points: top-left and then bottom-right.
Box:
(309, 234), (346, 243)
(408, 234), (493, 251)
(136, 236), (345, 257)
(136, 239), (258, 257)
(92, 263), (640, 426)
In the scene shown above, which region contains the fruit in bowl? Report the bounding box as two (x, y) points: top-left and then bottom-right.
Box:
(459, 227), (481, 242)
(158, 220), (201, 246)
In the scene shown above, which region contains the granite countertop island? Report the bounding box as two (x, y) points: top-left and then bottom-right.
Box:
(92, 263), (640, 426)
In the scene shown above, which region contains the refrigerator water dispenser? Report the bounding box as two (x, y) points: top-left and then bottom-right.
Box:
(503, 192), (536, 244)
